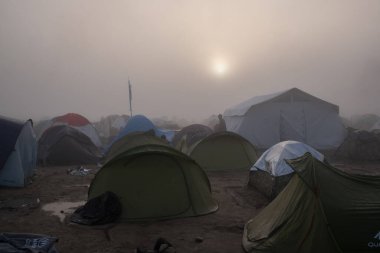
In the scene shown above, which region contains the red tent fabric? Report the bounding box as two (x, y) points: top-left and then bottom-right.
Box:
(53, 113), (90, 126)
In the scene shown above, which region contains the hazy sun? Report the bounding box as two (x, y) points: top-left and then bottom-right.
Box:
(212, 59), (228, 76)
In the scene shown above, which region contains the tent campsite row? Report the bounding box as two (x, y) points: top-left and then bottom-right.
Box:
(79, 127), (380, 252)
(0, 87), (361, 177)
(89, 128), (259, 220)
(35, 113), (260, 169)
(3, 113), (380, 252)
(70, 114), (260, 221)
(2, 88), (380, 251)
(0, 113), (103, 187)
(31, 113), (259, 220)
(80, 110), (347, 223)
(1, 87), (371, 169)
(33, 87), (362, 168)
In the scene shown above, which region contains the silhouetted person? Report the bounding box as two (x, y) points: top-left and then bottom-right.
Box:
(214, 114), (226, 132)
(160, 134), (169, 144)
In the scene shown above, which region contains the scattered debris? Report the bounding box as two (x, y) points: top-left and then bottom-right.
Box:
(0, 197), (40, 211)
(67, 166), (92, 176)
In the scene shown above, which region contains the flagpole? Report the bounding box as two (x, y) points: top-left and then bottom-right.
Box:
(128, 78), (133, 117)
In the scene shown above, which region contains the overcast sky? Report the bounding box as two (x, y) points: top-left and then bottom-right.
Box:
(1, 0), (380, 122)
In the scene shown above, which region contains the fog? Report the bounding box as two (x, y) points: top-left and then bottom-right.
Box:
(1, 0), (380, 122)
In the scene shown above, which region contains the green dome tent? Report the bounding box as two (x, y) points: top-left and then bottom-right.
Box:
(243, 153), (380, 253)
(188, 131), (258, 171)
(102, 131), (169, 164)
(89, 144), (218, 221)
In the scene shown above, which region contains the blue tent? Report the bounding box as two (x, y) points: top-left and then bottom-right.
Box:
(116, 115), (156, 137)
(0, 117), (37, 187)
(108, 115), (175, 148)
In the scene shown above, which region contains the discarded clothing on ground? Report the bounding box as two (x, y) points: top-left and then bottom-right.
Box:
(70, 191), (122, 225)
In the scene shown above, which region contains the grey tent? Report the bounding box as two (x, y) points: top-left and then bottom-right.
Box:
(172, 124), (213, 152)
(243, 153), (380, 253)
(38, 125), (101, 166)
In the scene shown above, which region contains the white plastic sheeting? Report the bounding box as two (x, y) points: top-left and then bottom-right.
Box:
(224, 88), (347, 149)
(251, 140), (324, 176)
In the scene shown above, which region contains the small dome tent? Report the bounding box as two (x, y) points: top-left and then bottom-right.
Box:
(114, 115), (156, 137)
(0, 117), (37, 187)
(38, 125), (101, 166)
(109, 115), (175, 147)
(53, 113), (90, 126)
(103, 131), (169, 164)
(188, 132), (258, 171)
(172, 124), (213, 152)
(243, 153), (380, 253)
(89, 144), (218, 221)
(249, 141), (325, 199)
(36, 113), (102, 147)
(93, 114), (130, 141)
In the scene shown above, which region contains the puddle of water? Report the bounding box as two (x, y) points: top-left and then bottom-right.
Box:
(42, 201), (85, 222)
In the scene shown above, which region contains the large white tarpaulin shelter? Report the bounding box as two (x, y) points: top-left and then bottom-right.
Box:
(224, 88), (346, 150)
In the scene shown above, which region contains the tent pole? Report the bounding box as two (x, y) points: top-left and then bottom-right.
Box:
(128, 78), (133, 117)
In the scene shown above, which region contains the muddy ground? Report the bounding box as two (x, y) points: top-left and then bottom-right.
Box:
(0, 162), (379, 253)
